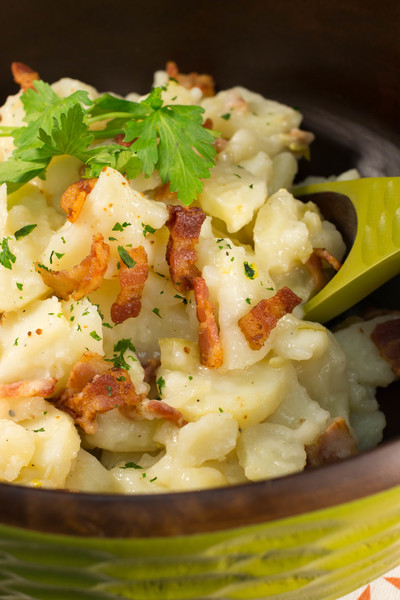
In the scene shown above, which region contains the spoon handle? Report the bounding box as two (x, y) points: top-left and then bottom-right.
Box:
(296, 177), (400, 323)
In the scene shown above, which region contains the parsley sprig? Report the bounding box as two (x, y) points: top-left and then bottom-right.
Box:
(0, 80), (217, 204)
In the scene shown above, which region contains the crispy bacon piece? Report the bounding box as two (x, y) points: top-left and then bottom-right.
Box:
(165, 205), (206, 292)
(239, 286), (302, 350)
(141, 399), (187, 427)
(35, 233), (110, 300)
(371, 318), (400, 376)
(111, 246), (148, 324)
(166, 61), (215, 97)
(193, 276), (223, 368)
(60, 178), (98, 223)
(63, 351), (110, 396)
(58, 367), (143, 434)
(282, 127), (315, 153)
(306, 417), (358, 467)
(114, 133), (134, 148)
(305, 248), (342, 292)
(0, 377), (56, 399)
(11, 62), (39, 91)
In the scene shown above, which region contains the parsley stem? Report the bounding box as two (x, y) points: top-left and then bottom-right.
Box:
(0, 126), (17, 137)
(87, 112), (135, 124)
(91, 129), (125, 139)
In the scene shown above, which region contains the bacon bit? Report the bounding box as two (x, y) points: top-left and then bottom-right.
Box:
(313, 247), (342, 272)
(202, 118), (213, 130)
(114, 133), (134, 148)
(153, 182), (178, 204)
(11, 62), (39, 91)
(64, 351), (110, 396)
(239, 286), (302, 350)
(57, 367), (143, 434)
(305, 248), (341, 292)
(193, 276), (223, 368)
(214, 137), (228, 153)
(371, 318), (400, 376)
(165, 205), (206, 292)
(283, 127), (315, 150)
(111, 246), (148, 324)
(166, 61), (215, 97)
(0, 377), (56, 399)
(35, 233), (110, 300)
(141, 399), (187, 427)
(140, 357), (161, 384)
(306, 417), (357, 467)
(60, 178), (98, 223)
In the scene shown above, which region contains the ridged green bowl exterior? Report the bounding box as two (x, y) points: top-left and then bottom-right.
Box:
(0, 485), (400, 599)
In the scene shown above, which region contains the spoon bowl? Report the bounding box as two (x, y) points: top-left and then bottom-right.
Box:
(296, 177), (400, 323)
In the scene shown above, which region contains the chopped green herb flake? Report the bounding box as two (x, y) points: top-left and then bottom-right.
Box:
(233, 173), (242, 179)
(120, 462), (142, 470)
(249, 184), (254, 189)
(61, 236), (66, 244)
(77, 324), (82, 332)
(150, 477), (157, 482)
(106, 385), (112, 396)
(0, 238), (16, 270)
(118, 246), (136, 268)
(152, 307), (162, 318)
(37, 262), (49, 272)
(174, 294), (187, 305)
(13, 337), (18, 346)
(103, 322), (113, 328)
(16, 282), (23, 291)
(142, 222), (156, 236)
(90, 331), (102, 341)
(14, 224), (37, 240)
(108, 236), (117, 241)
(221, 113), (231, 120)
(156, 376), (166, 394)
(112, 221), (131, 232)
(245, 297), (251, 304)
(33, 427), (45, 433)
(244, 261), (256, 279)
(116, 375), (126, 382)
(106, 338), (136, 370)
(188, 375), (193, 381)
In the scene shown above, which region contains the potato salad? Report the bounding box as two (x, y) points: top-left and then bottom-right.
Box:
(0, 62), (397, 493)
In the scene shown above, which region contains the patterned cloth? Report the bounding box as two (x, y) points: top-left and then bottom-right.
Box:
(339, 566), (400, 599)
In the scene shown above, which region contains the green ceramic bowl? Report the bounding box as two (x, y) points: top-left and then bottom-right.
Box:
(0, 1), (400, 598)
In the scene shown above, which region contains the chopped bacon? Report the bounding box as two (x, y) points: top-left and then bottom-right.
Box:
(60, 178), (98, 223)
(57, 367), (143, 434)
(111, 246), (148, 324)
(154, 182), (178, 204)
(214, 137), (228, 153)
(305, 248), (341, 292)
(165, 205), (206, 292)
(35, 233), (110, 300)
(305, 251), (327, 292)
(202, 118), (213, 130)
(11, 62), (39, 91)
(0, 377), (56, 399)
(238, 286), (302, 350)
(193, 276), (223, 368)
(114, 133), (134, 148)
(141, 399), (187, 427)
(166, 61), (215, 97)
(371, 318), (400, 376)
(306, 417), (357, 467)
(63, 351), (110, 396)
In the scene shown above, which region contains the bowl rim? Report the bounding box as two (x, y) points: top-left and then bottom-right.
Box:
(1, 436), (399, 538)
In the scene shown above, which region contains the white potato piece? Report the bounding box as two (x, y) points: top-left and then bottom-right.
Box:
(66, 449), (118, 493)
(174, 413), (239, 467)
(85, 409), (159, 453)
(0, 296), (102, 385)
(237, 422), (307, 480)
(198, 159), (267, 233)
(0, 419), (35, 481)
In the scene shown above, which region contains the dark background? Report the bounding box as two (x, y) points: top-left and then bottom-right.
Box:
(1, 0), (400, 179)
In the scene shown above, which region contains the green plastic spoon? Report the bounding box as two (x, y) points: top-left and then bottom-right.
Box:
(295, 177), (400, 323)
